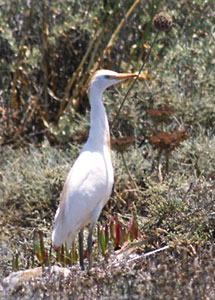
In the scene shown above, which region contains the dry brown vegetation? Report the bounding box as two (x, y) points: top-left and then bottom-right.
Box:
(1, 0), (215, 299)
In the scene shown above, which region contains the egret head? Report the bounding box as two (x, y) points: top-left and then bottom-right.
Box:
(89, 70), (137, 95)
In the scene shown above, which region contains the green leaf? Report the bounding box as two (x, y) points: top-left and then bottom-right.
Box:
(99, 229), (106, 256)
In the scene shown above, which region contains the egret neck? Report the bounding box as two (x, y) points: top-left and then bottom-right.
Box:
(87, 85), (110, 150)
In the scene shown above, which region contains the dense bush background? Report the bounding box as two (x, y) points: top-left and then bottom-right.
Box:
(1, 0), (215, 299)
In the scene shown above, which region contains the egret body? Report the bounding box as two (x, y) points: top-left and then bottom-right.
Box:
(52, 70), (137, 269)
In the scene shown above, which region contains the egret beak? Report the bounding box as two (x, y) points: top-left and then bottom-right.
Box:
(112, 73), (138, 80)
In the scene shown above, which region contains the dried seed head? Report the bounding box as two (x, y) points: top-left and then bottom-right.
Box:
(111, 136), (135, 153)
(153, 12), (172, 32)
(148, 130), (189, 151)
(147, 105), (175, 123)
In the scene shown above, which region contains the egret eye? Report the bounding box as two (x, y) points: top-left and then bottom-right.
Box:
(104, 75), (113, 79)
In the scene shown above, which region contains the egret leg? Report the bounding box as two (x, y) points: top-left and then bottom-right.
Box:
(79, 230), (84, 270)
(87, 227), (93, 269)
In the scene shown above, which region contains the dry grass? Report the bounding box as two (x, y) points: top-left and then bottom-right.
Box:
(1, 0), (215, 299)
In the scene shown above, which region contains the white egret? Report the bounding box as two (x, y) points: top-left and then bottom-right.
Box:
(52, 70), (137, 270)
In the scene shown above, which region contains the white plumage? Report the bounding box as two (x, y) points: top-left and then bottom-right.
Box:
(52, 70), (137, 269)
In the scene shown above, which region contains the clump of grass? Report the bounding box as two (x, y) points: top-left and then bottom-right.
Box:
(142, 174), (215, 247)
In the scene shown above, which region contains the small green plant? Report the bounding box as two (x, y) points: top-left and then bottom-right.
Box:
(97, 224), (109, 257)
(12, 253), (19, 271)
(33, 231), (50, 266)
(55, 243), (78, 267)
(101, 214), (140, 253)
